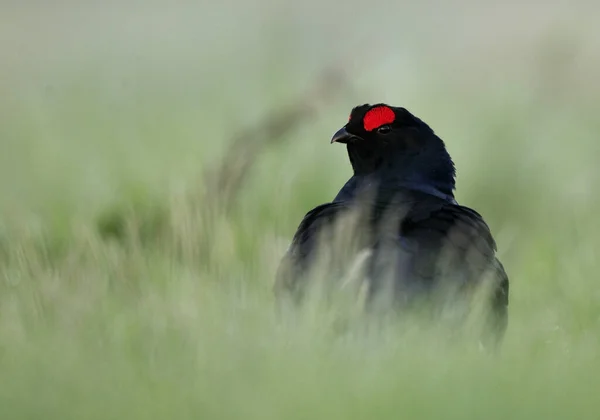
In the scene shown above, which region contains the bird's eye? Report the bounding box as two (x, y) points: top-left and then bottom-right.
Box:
(377, 125), (392, 134)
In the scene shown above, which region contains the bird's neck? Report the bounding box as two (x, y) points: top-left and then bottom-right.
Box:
(333, 173), (456, 205)
(344, 138), (456, 204)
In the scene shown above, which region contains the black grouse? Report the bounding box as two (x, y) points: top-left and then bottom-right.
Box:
(275, 104), (509, 343)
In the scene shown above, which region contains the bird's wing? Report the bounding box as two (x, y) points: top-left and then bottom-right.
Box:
(274, 202), (351, 299)
(401, 200), (501, 281)
(397, 198), (509, 339)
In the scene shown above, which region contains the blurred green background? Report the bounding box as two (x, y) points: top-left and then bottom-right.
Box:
(1, 2), (600, 419)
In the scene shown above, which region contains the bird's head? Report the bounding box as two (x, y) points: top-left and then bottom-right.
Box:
(331, 103), (456, 198)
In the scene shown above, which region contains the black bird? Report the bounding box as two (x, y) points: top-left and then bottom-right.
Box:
(275, 104), (509, 344)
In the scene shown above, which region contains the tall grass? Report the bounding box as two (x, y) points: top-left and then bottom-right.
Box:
(1, 3), (600, 419)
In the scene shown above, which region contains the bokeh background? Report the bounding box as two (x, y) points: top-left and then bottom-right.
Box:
(1, 2), (600, 418)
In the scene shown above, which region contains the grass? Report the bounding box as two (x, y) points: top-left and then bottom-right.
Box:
(1, 4), (600, 419)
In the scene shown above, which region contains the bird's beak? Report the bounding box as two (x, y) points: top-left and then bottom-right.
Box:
(330, 127), (359, 144)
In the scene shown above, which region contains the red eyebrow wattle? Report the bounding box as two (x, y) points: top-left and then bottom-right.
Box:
(363, 106), (395, 131)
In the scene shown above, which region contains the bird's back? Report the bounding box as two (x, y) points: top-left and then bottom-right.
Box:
(275, 188), (508, 341)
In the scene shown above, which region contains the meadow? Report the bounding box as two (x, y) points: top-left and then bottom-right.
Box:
(1, 2), (600, 418)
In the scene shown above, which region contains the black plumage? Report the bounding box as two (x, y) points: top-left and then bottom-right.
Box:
(275, 104), (509, 344)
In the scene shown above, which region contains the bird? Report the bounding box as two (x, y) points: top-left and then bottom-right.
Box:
(274, 103), (509, 346)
